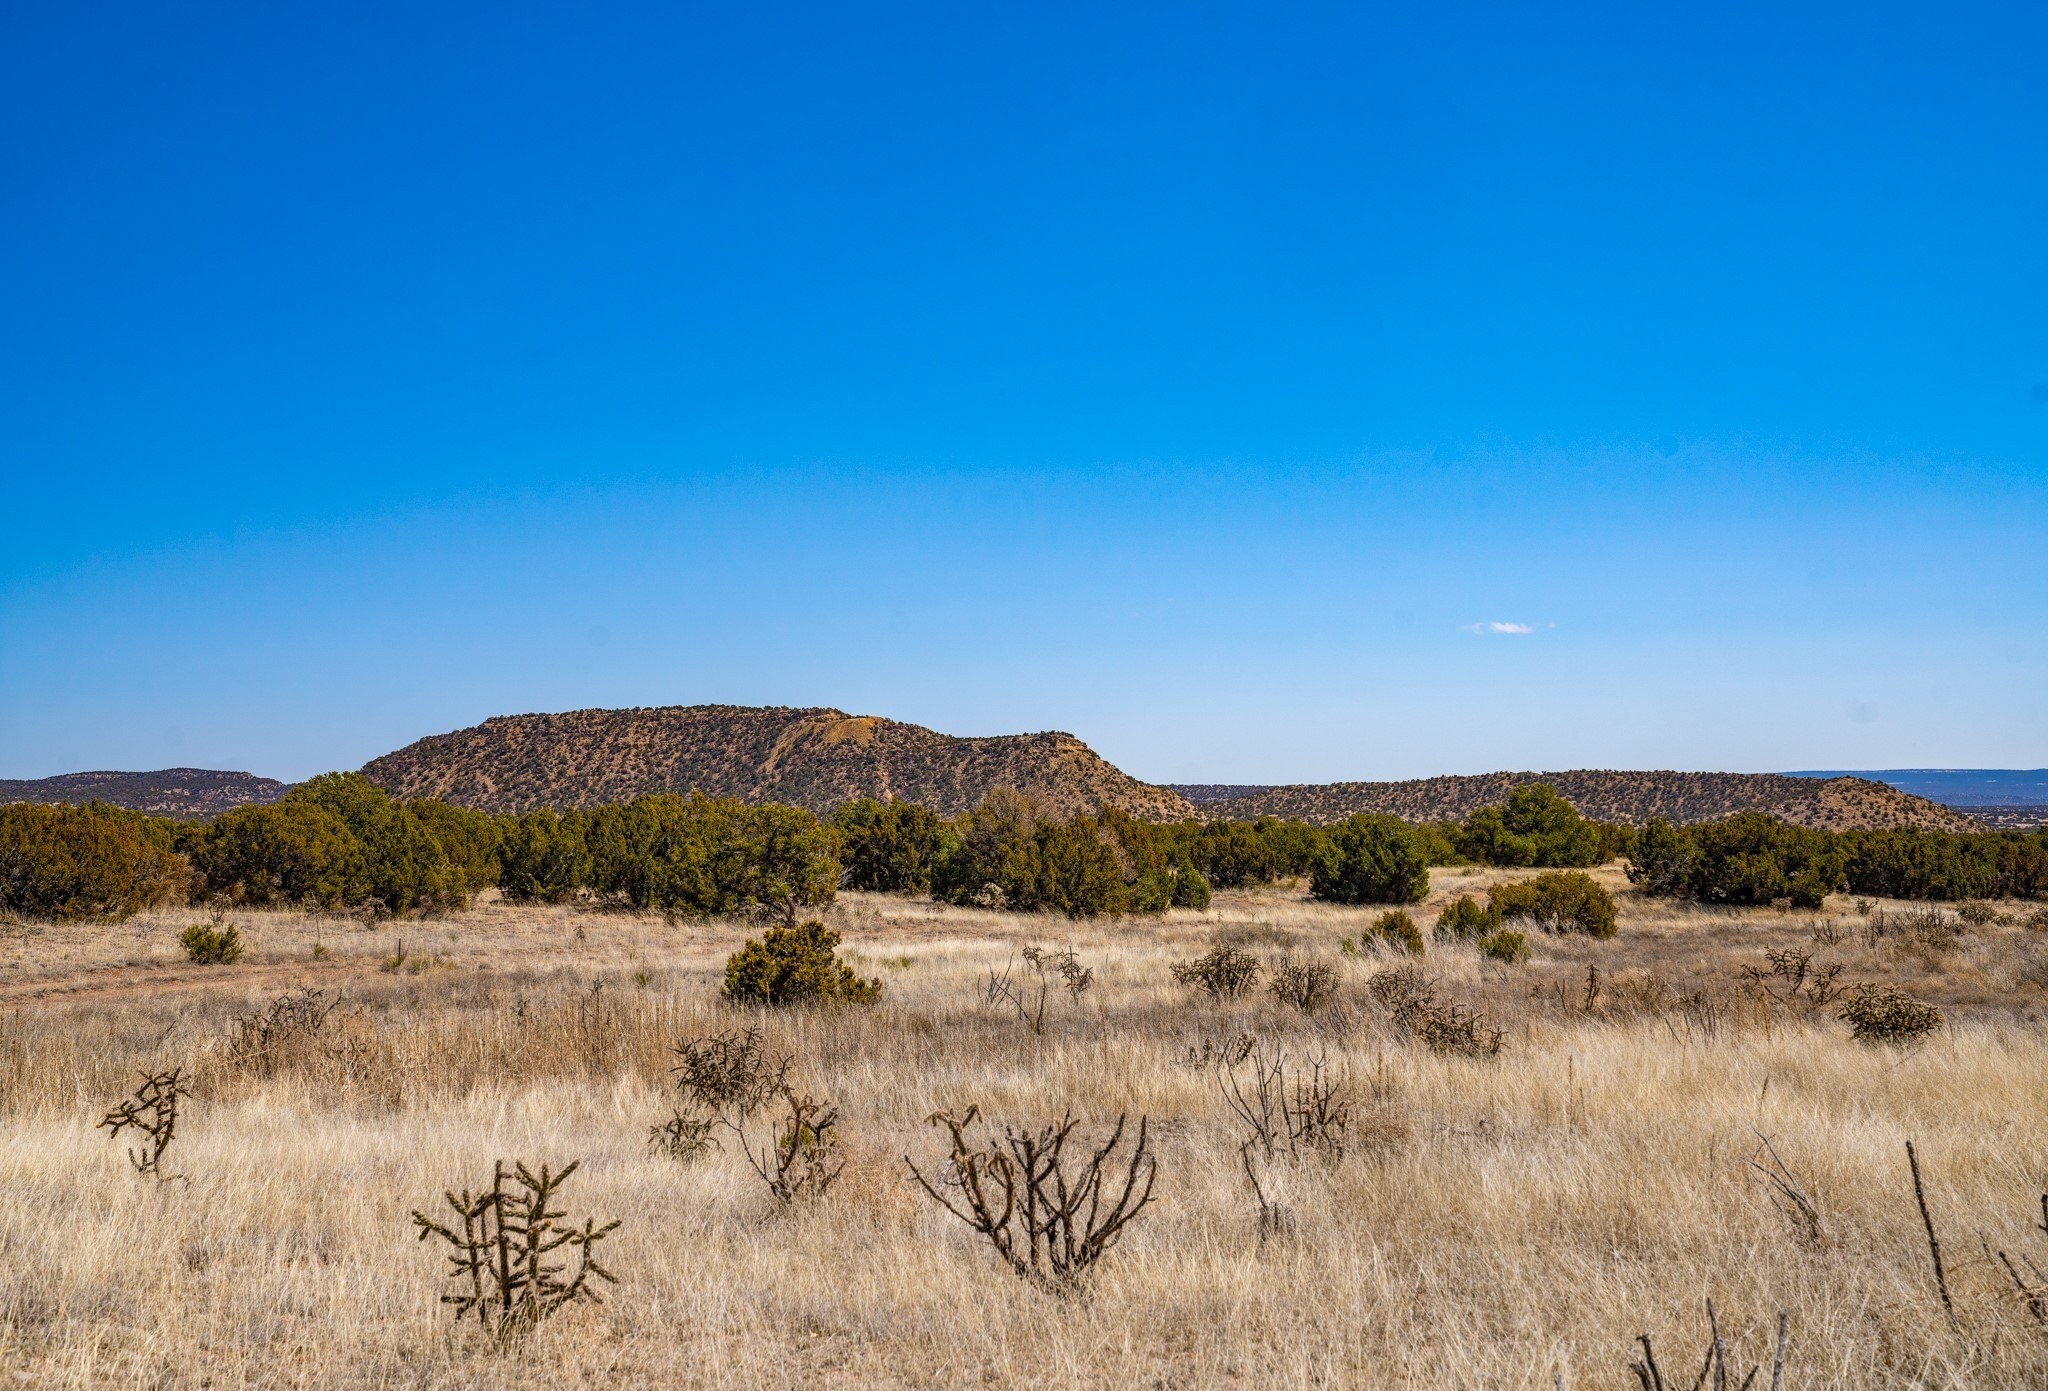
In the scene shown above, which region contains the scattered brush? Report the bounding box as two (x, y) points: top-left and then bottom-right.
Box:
(98, 1068), (192, 1180)
(1179, 1031), (1257, 1070)
(985, 945), (1094, 1034)
(1739, 948), (1845, 1012)
(1989, 1189), (2048, 1328)
(1748, 1129), (1822, 1245)
(1369, 968), (1503, 1056)
(412, 1159), (619, 1339)
(655, 1027), (841, 1200)
(226, 986), (340, 1076)
(1628, 1300), (1789, 1391)
(906, 1106), (1157, 1294)
(1170, 945), (1261, 1001)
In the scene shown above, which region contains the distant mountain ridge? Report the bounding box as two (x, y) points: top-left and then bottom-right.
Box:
(360, 705), (1196, 819)
(1200, 769), (1978, 832)
(5, 718), (2006, 834)
(0, 768), (288, 820)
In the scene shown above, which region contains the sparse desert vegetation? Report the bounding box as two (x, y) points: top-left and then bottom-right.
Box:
(1, 866), (2046, 1386)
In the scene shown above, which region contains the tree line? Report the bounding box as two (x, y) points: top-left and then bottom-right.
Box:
(1, 773), (2042, 923)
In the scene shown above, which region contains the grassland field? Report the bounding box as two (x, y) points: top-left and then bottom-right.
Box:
(2, 865), (2046, 1389)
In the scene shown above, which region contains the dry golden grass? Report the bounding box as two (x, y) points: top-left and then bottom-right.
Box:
(2, 871), (2046, 1388)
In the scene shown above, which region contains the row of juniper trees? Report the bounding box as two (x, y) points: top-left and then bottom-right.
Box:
(2, 775), (2044, 924)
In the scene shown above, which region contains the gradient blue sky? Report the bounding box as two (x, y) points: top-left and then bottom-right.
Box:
(3, 1), (2044, 784)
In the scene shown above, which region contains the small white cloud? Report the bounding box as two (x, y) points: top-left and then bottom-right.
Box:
(1462, 621), (1535, 635)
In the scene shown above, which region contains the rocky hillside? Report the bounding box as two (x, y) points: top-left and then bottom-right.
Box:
(1202, 770), (1980, 831)
(0, 768), (288, 820)
(361, 706), (1197, 819)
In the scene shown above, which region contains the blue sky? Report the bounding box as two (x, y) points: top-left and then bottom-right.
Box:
(3, 1), (2044, 784)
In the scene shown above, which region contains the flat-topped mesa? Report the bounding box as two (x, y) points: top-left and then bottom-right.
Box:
(1199, 769), (1979, 831)
(0, 768), (288, 821)
(360, 705), (1197, 819)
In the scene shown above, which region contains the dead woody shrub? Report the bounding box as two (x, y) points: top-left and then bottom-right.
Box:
(98, 1068), (192, 1180)
(411, 1159), (619, 1339)
(1266, 959), (1339, 1014)
(226, 986), (341, 1076)
(985, 945), (1094, 1035)
(1629, 1300), (1789, 1391)
(1369, 968), (1504, 1057)
(1170, 945), (1261, 1001)
(1739, 949), (1845, 1013)
(906, 1106), (1157, 1293)
(653, 1028), (842, 1200)
(1218, 1042), (1351, 1235)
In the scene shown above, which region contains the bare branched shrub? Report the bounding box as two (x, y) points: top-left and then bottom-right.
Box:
(1629, 1301), (1788, 1391)
(98, 1068), (191, 1179)
(1218, 1042), (1349, 1232)
(1955, 900), (1999, 927)
(411, 1159), (618, 1339)
(648, 1110), (718, 1162)
(985, 945), (1094, 1034)
(1220, 1042), (1350, 1164)
(1749, 1129), (1822, 1244)
(1368, 968), (1503, 1056)
(656, 1028), (841, 1200)
(1266, 959), (1338, 1013)
(906, 1106), (1157, 1293)
(226, 986), (339, 1075)
(737, 1084), (843, 1203)
(1171, 945), (1260, 1001)
(1990, 1190), (2048, 1327)
(1740, 948), (1845, 1012)
(653, 1028), (777, 1159)
(1839, 983), (1944, 1044)
(1179, 1031), (1256, 1070)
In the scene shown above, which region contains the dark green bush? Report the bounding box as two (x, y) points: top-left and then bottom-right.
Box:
(1452, 785), (1602, 868)
(1369, 909), (1425, 955)
(1489, 871), (1618, 938)
(0, 802), (184, 923)
(1477, 928), (1529, 964)
(496, 808), (590, 903)
(1253, 817), (1326, 879)
(1310, 815), (1429, 906)
(832, 799), (947, 893)
(721, 920), (879, 1006)
(283, 774), (465, 914)
(931, 794), (1159, 919)
(1685, 812), (1840, 909)
(1625, 817), (1697, 897)
(179, 921), (245, 964)
(581, 794), (838, 922)
(408, 799), (503, 893)
(1433, 894), (1499, 941)
(1193, 821), (1279, 888)
(1837, 983), (1943, 1044)
(1169, 856), (1212, 909)
(194, 800), (368, 908)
